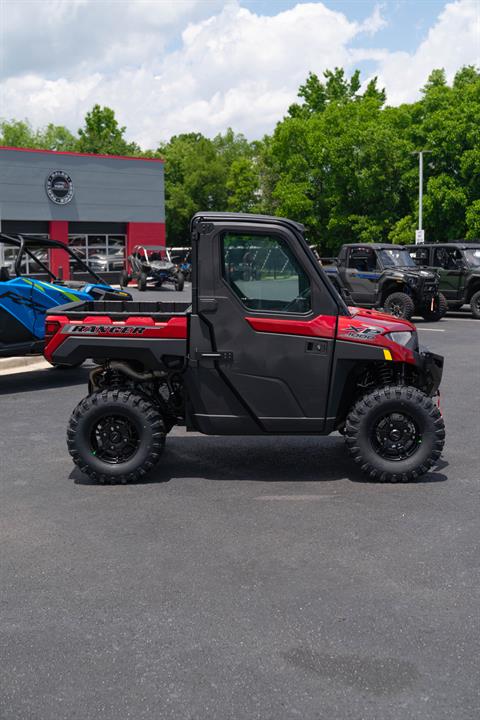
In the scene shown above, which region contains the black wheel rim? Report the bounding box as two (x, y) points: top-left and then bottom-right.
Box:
(389, 303), (404, 318)
(370, 411), (420, 461)
(90, 414), (140, 464)
(473, 296), (480, 313)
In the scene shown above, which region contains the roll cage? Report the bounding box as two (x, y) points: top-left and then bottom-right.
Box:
(0, 233), (106, 285)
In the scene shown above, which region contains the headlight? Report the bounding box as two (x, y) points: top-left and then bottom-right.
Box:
(407, 276), (419, 287)
(386, 331), (414, 346)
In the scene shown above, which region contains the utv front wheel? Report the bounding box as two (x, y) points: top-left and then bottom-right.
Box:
(383, 292), (415, 320)
(421, 293), (447, 321)
(470, 290), (480, 319)
(174, 272), (185, 291)
(345, 385), (445, 482)
(67, 390), (165, 484)
(119, 270), (130, 287)
(138, 272), (147, 291)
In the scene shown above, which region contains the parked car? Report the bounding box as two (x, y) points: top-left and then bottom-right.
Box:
(407, 242), (480, 318)
(323, 244), (447, 321)
(119, 245), (185, 291)
(0, 233), (131, 364)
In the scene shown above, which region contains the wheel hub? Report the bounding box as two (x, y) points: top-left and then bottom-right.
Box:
(91, 415), (140, 464)
(371, 412), (420, 461)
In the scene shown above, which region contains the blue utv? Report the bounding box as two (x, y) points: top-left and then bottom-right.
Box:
(0, 233), (131, 363)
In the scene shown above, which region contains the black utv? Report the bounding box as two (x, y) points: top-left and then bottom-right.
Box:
(324, 244), (446, 321)
(407, 243), (480, 318)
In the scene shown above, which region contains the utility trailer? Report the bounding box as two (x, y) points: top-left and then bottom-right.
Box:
(45, 213), (445, 484)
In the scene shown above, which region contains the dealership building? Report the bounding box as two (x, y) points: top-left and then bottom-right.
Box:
(0, 146), (165, 281)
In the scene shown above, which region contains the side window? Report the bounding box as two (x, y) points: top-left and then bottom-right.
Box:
(434, 247), (459, 270)
(410, 248), (429, 266)
(347, 248), (378, 272)
(222, 232), (311, 313)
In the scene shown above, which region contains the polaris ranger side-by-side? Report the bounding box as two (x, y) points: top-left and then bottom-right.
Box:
(323, 244), (447, 321)
(45, 213), (445, 484)
(407, 243), (480, 318)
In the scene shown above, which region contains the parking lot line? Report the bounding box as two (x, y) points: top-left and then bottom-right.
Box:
(420, 328), (445, 332)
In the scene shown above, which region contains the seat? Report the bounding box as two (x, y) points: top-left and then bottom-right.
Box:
(0, 266), (11, 282)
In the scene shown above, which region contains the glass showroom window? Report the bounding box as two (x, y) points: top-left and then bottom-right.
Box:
(68, 235), (126, 273)
(3, 234), (50, 275)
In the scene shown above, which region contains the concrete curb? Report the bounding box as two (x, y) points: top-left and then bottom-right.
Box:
(0, 356), (51, 374)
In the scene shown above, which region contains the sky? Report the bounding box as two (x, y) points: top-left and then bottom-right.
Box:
(0, 0), (479, 149)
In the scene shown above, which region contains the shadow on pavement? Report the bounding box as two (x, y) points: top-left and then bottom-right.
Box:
(72, 434), (448, 487)
(0, 366), (89, 395)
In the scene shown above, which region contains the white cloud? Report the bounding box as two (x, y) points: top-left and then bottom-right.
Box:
(375, 0), (480, 104)
(0, 0), (478, 147)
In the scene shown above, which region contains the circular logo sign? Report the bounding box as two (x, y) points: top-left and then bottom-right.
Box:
(45, 170), (74, 205)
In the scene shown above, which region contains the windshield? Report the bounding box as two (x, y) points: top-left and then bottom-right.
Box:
(464, 248), (480, 267)
(139, 247), (167, 261)
(378, 249), (416, 268)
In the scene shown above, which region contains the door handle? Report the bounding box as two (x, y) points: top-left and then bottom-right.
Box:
(198, 297), (218, 313)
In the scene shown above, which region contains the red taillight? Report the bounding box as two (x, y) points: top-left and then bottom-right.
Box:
(44, 315), (69, 362)
(45, 320), (61, 343)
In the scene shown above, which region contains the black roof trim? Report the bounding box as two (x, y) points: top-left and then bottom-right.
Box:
(190, 212), (305, 235)
(339, 243), (408, 250)
(405, 242), (480, 249)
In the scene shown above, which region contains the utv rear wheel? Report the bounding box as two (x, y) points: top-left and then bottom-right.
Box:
(470, 290), (480, 319)
(67, 390), (165, 484)
(119, 270), (129, 287)
(138, 272), (147, 291)
(174, 272), (185, 291)
(421, 293), (447, 321)
(383, 292), (415, 320)
(345, 385), (445, 482)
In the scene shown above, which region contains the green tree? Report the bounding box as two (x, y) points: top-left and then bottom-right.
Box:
(465, 200), (480, 239)
(77, 105), (140, 155)
(0, 119), (37, 147)
(36, 123), (77, 151)
(159, 133), (228, 245)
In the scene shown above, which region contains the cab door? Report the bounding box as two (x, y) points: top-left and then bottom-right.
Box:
(191, 220), (339, 433)
(433, 247), (464, 300)
(343, 247), (380, 305)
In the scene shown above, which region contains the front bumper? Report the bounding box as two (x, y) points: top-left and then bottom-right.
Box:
(417, 282), (439, 307)
(414, 346), (444, 395)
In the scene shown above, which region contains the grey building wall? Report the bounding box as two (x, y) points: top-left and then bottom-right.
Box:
(0, 148), (165, 223)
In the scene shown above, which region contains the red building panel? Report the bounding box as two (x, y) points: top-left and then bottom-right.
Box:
(49, 220), (70, 280)
(127, 222), (166, 256)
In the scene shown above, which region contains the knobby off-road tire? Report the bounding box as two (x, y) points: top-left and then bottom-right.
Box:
(421, 292), (448, 321)
(67, 390), (165, 484)
(119, 270), (130, 287)
(138, 272), (147, 291)
(470, 290), (480, 319)
(174, 272), (185, 292)
(345, 385), (445, 482)
(383, 292), (415, 321)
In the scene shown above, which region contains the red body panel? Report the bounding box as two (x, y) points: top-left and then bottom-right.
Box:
(45, 306), (416, 366)
(245, 315), (336, 338)
(44, 315), (187, 363)
(246, 307), (416, 364)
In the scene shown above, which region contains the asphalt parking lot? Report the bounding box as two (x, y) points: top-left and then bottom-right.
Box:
(1, 286), (479, 720)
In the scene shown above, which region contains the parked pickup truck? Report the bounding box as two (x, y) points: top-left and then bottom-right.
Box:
(406, 242), (480, 318)
(45, 212), (445, 484)
(323, 243), (446, 321)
